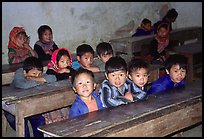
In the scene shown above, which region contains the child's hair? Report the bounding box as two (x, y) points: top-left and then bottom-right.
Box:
(128, 58), (149, 74)
(37, 25), (53, 40)
(16, 31), (28, 39)
(96, 42), (113, 56)
(56, 49), (71, 64)
(165, 54), (187, 72)
(141, 18), (152, 25)
(157, 23), (169, 31)
(76, 44), (94, 57)
(22, 57), (43, 73)
(164, 8), (178, 20)
(105, 56), (127, 74)
(71, 68), (95, 85)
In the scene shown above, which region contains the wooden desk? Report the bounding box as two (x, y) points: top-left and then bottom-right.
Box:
(174, 42), (202, 82)
(38, 79), (202, 137)
(2, 72), (105, 137)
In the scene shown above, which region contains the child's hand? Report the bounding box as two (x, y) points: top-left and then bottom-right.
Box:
(124, 92), (133, 101)
(26, 76), (46, 83)
(45, 50), (52, 55)
(58, 68), (70, 74)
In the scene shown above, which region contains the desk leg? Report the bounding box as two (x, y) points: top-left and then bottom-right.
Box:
(2, 110), (8, 137)
(16, 104), (25, 137)
(187, 54), (193, 82)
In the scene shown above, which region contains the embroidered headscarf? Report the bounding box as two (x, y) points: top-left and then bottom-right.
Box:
(47, 48), (72, 73)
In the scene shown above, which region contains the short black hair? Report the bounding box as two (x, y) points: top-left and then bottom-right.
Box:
(56, 49), (71, 63)
(165, 54), (187, 72)
(71, 68), (95, 85)
(164, 8), (178, 20)
(128, 58), (149, 74)
(22, 57), (43, 73)
(37, 25), (52, 40)
(76, 44), (94, 57)
(96, 42), (113, 56)
(105, 56), (127, 74)
(141, 18), (152, 25)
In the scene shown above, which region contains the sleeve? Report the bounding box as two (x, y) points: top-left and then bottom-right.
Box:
(42, 74), (57, 83)
(11, 69), (41, 89)
(34, 44), (51, 61)
(147, 82), (165, 94)
(150, 39), (160, 59)
(8, 48), (30, 64)
(52, 43), (59, 52)
(68, 101), (82, 118)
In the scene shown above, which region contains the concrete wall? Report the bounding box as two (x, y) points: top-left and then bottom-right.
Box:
(2, 2), (202, 64)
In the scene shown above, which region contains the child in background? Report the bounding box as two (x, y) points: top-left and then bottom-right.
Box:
(149, 23), (170, 65)
(46, 48), (76, 81)
(34, 25), (59, 61)
(74, 43), (100, 72)
(132, 18), (154, 37)
(95, 42), (113, 71)
(8, 26), (38, 65)
(147, 54), (187, 94)
(5, 56), (57, 137)
(128, 58), (149, 101)
(99, 56), (133, 108)
(69, 68), (104, 118)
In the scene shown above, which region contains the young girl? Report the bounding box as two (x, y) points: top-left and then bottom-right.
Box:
(8, 26), (38, 65)
(34, 25), (58, 61)
(69, 68), (104, 118)
(46, 48), (76, 81)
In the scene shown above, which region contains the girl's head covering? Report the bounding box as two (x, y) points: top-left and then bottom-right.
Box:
(8, 26), (26, 49)
(47, 48), (72, 72)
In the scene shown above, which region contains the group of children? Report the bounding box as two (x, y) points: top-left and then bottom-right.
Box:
(4, 8), (188, 137)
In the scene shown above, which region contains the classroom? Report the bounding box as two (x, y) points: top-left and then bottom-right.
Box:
(2, 2), (202, 137)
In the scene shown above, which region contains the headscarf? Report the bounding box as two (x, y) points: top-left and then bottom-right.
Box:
(8, 26), (26, 49)
(47, 48), (72, 73)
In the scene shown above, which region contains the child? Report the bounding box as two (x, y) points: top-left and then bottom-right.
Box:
(5, 56), (56, 137)
(69, 68), (104, 118)
(149, 23), (170, 65)
(147, 54), (187, 94)
(34, 25), (59, 61)
(46, 48), (76, 81)
(8, 26), (38, 65)
(74, 43), (100, 72)
(95, 42), (113, 71)
(153, 8), (178, 34)
(128, 58), (149, 101)
(99, 56), (133, 108)
(11, 56), (57, 89)
(132, 18), (154, 37)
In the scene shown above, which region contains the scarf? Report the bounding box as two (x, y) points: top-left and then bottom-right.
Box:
(35, 40), (54, 52)
(47, 48), (72, 73)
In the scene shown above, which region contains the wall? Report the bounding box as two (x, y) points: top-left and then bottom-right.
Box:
(2, 2), (202, 64)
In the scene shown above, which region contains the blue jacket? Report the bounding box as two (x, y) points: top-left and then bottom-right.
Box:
(69, 91), (104, 118)
(132, 27), (153, 37)
(147, 74), (185, 94)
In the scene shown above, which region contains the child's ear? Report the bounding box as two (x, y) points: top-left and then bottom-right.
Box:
(165, 69), (170, 74)
(23, 70), (27, 77)
(97, 55), (101, 60)
(128, 74), (132, 80)
(105, 73), (108, 79)
(93, 83), (97, 90)
(72, 87), (77, 94)
(76, 56), (81, 62)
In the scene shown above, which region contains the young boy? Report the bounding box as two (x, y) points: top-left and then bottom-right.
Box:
(5, 56), (56, 137)
(128, 58), (149, 101)
(132, 18), (154, 37)
(74, 43), (100, 72)
(95, 42), (113, 71)
(99, 56), (133, 108)
(147, 54), (187, 94)
(69, 68), (104, 118)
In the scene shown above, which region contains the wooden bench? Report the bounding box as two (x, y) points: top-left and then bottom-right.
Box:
(38, 79), (202, 137)
(109, 26), (202, 61)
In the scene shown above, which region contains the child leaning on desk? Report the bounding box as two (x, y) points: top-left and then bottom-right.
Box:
(147, 54), (187, 94)
(99, 56), (134, 108)
(69, 68), (104, 118)
(4, 56), (56, 137)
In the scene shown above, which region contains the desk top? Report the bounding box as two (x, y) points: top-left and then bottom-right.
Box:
(38, 79), (202, 137)
(174, 42), (202, 54)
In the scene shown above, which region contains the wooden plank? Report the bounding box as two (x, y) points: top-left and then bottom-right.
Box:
(38, 79), (202, 137)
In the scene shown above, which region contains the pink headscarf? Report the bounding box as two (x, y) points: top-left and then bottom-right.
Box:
(47, 48), (72, 72)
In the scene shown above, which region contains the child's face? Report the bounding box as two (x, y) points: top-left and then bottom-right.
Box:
(105, 70), (127, 89)
(142, 23), (151, 31)
(129, 68), (149, 88)
(73, 73), (96, 100)
(16, 33), (27, 47)
(58, 54), (71, 69)
(157, 27), (169, 38)
(77, 52), (94, 68)
(99, 53), (113, 63)
(41, 29), (53, 43)
(166, 64), (186, 83)
(23, 68), (43, 78)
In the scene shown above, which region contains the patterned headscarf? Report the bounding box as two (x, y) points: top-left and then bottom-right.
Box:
(8, 26), (26, 49)
(47, 48), (72, 73)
